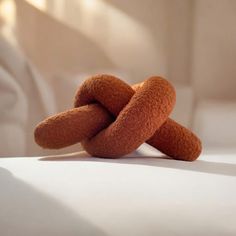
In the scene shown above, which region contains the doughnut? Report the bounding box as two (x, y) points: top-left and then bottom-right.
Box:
(34, 74), (202, 161)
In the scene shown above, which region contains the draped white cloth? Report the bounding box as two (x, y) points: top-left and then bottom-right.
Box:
(0, 34), (56, 156)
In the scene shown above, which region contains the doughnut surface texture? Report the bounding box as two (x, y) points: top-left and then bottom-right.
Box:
(34, 74), (202, 161)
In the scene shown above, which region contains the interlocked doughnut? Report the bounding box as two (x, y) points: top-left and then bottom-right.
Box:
(34, 74), (202, 161)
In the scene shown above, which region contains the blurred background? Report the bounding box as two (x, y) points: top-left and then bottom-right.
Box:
(0, 0), (235, 156)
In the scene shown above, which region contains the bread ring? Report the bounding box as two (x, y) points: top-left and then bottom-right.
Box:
(34, 74), (202, 161)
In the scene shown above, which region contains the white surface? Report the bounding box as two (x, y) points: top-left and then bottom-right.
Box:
(0, 146), (236, 236)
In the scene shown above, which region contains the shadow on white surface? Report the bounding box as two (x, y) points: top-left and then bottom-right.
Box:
(39, 151), (236, 177)
(0, 167), (107, 236)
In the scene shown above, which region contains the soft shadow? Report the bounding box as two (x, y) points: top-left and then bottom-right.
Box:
(15, 0), (115, 77)
(40, 151), (236, 177)
(0, 167), (106, 236)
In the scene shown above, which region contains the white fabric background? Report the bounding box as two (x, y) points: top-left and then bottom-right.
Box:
(0, 33), (57, 156)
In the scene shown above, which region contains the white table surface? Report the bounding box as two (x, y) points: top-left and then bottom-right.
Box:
(0, 145), (236, 236)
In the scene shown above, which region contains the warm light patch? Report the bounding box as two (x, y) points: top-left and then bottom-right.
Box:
(0, 0), (15, 25)
(82, 0), (97, 9)
(26, 0), (46, 11)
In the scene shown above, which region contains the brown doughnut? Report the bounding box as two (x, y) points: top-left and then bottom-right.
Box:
(34, 74), (202, 161)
